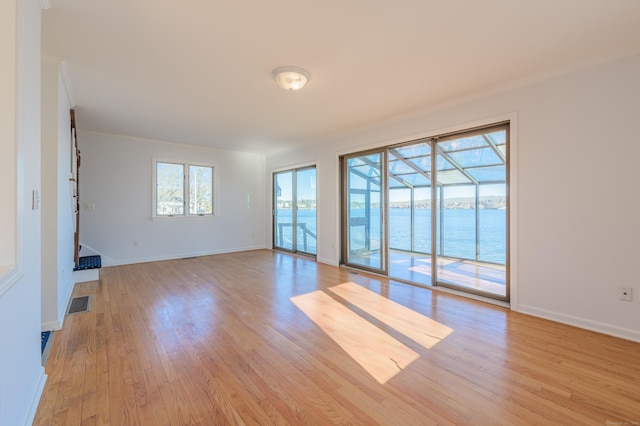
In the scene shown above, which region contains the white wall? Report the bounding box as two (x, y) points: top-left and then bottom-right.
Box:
(0, 0), (47, 424)
(265, 53), (640, 342)
(78, 132), (266, 265)
(0, 0), (16, 276)
(41, 59), (75, 331)
(56, 69), (75, 323)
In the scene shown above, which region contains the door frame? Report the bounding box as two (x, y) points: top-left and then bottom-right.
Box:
(339, 121), (511, 303)
(272, 164), (318, 257)
(339, 148), (388, 275)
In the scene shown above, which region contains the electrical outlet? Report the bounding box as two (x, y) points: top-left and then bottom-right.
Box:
(133, 240), (140, 247)
(618, 287), (633, 302)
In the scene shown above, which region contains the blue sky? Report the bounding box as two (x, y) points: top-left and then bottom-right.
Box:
(276, 169), (316, 201)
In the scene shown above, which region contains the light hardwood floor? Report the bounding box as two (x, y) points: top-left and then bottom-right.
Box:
(34, 250), (639, 425)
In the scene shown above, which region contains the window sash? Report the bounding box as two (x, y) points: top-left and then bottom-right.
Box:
(189, 165), (213, 215)
(155, 161), (214, 217)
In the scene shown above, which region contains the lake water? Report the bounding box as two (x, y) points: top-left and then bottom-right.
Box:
(275, 208), (506, 264)
(387, 208), (505, 263)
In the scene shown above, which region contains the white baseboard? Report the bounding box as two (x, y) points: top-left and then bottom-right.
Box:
(21, 367), (46, 426)
(40, 320), (60, 332)
(317, 257), (339, 266)
(516, 304), (640, 343)
(73, 268), (99, 283)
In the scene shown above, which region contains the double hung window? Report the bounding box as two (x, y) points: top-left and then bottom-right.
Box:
(154, 161), (214, 217)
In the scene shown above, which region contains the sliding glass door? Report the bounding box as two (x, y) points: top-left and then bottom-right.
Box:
(434, 126), (508, 298)
(387, 142), (433, 285)
(340, 123), (509, 301)
(273, 166), (317, 256)
(296, 168), (317, 255)
(342, 151), (386, 274)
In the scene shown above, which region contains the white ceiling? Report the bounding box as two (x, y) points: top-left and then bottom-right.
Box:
(42, 0), (640, 154)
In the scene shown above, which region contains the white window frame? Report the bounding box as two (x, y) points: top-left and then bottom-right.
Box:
(152, 158), (216, 219)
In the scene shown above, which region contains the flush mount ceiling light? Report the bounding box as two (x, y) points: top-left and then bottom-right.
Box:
(272, 66), (310, 91)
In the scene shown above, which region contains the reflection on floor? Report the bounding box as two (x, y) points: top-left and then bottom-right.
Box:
(349, 249), (506, 297)
(291, 289), (420, 384)
(291, 281), (455, 384)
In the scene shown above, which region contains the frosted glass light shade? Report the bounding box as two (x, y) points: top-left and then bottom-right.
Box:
(272, 66), (310, 91)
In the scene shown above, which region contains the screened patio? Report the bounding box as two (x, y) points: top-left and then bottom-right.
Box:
(344, 125), (508, 299)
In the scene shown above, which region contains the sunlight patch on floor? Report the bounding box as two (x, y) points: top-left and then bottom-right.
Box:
(291, 283), (454, 384)
(329, 282), (453, 350)
(291, 290), (419, 384)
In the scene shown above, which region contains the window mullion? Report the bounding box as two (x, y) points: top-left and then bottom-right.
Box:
(184, 165), (188, 215)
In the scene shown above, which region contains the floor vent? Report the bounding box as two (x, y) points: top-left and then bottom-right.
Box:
(68, 295), (91, 315)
